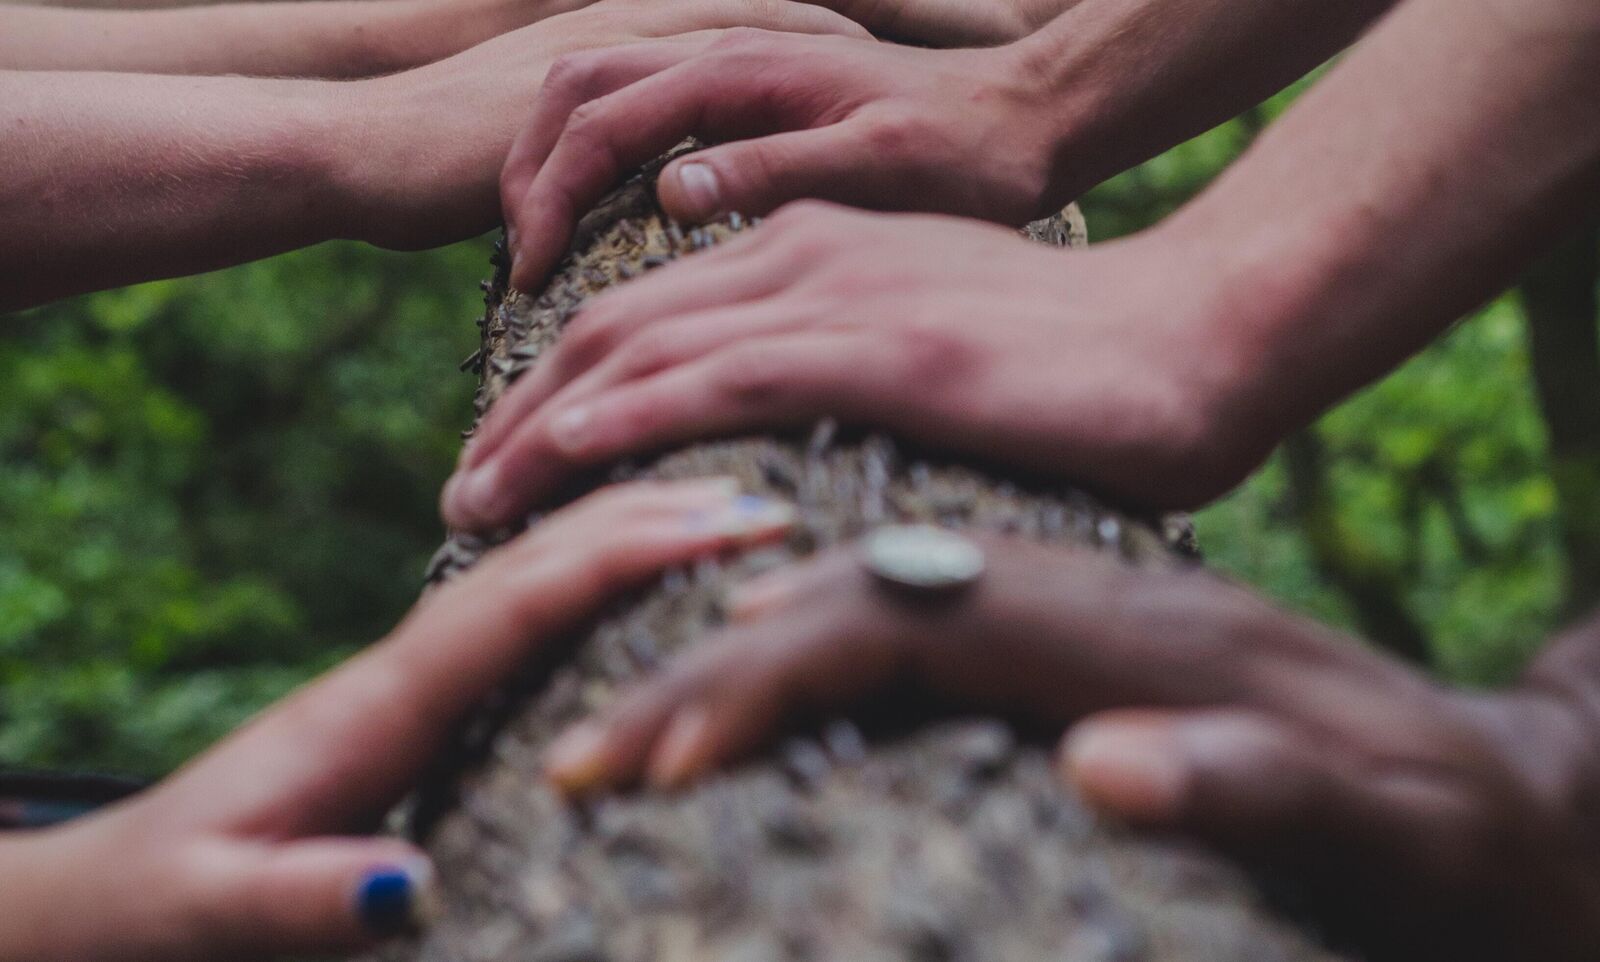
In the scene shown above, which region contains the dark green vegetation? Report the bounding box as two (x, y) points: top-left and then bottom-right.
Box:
(3, 88), (1597, 777)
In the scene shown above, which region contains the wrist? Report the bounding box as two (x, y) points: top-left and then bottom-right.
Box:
(375, 0), (508, 70)
(0, 829), (93, 962)
(325, 70), (501, 250)
(997, 29), (1122, 207)
(1150, 181), (1383, 449)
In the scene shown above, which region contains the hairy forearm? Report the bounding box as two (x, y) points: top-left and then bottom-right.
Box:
(1018, 0), (1397, 198)
(0, 71), (357, 311)
(1163, 0), (1600, 443)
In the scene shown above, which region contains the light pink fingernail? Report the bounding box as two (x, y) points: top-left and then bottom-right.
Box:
(550, 406), (591, 455)
(457, 462), (503, 525)
(648, 706), (714, 789)
(1062, 723), (1188, 824)
(545, 721), (611, 793)
(726, 574), (796, 622)
(676, 163), (722, 220)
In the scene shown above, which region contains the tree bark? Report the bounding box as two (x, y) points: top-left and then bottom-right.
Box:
(373, 162), (1355, 962)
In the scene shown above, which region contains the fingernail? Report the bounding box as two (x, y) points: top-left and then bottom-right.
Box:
(1062, 723), (1188, 825)
(355, 859), (434, 937)
(545, 721), (611, 794)
(726, 574), (794, 622)
(648, 705), (713, 789)
(687, 475), (744, 499)
(687, 494), (796, 538)
(675, 163), (722, 220)
(454, 462), (504, 526)
(550, 406), (591, 455)
(440, 472), (463, 517)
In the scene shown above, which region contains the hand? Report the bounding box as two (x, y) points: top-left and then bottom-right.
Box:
(0, 479), (793, 962)
(337, 0), (869, 250)
(542, 534), (1600, 960)
(792, 0), (1066, 46)
(499, 30), (1077, 287)
(444, 204), (1268, 530)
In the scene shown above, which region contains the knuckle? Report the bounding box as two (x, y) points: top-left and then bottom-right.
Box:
(712, 25), (776, 51)
(562, 309), (621, 363)
(864, 110), (938, 157)
(893, 323), (979, 386)
(563, 100), (614, 145)
(713, 349), (789, 407)
(544, 51), (603, 95)
(619, 326), (679, 376)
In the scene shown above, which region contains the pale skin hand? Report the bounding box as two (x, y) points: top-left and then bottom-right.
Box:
(0, 0), (595, 78)
(445, 0), (1600, 530)
(442, 209), (1257, 528)
(0, 478), (796, 962)
(0, 0), (1072, 75)
(543, 536), (1600, 960)
(497, 0), (1396, 290)
(0, 0), (866, 313)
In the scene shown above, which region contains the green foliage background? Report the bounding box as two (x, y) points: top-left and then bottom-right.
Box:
(0, 88), (1586, 777)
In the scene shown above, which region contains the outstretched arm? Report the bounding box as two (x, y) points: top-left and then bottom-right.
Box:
(445, 0), (1600, 530)
(499, 0), (1396, 289)
(0, 479), (794, 962)
(0, 0), (865, 313)
(545, 536), (1600, 960)
(0, 0), (589, 78)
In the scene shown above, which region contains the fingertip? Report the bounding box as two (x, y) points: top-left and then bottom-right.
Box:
(545, 721), (616, 796)
(684, 494), (798, 542)
(725, 570), (798, 623)
(646, 705), (716, 790)
(662, 159), (725, 224)
(441, 461), (506, 532)
(353, 855), (439, 938)
(1060, 719), (1189, 826)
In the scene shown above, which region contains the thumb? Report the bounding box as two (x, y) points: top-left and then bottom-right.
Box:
(1058, 709), (1343, 850)
(659, 125), (898, 223)
(191, 837), (436, 955)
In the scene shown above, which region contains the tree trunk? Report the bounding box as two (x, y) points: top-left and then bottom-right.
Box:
(373, 162), (1355, 962)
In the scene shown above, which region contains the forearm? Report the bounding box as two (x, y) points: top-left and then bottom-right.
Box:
(0, 0), (539, 77)
(1162, 0), (1600, 445)
(0, 832), (87, 962)
(1017, 0), (1397, 199)
(0, 71), (358, 311)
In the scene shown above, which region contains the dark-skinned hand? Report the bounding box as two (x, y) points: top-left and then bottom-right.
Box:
(542, 533), (1600, 961)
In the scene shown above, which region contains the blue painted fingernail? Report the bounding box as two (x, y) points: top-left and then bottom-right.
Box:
(686, 495), (795, 536)
(356, 865), (418, 937)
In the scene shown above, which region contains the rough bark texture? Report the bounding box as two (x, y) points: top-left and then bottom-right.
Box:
(372, 161), (1356, 962)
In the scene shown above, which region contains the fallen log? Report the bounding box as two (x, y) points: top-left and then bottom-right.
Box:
(372, 159), (1354, 962)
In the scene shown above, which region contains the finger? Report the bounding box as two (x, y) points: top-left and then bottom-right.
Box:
(448, 307), (832, 529)
(164, 479), (796, 834)
(508, 35), (853, 288)
(1060, 709), (1471, 873)
(185, 837), (433, 955)
(457, 234), (777, 474)
(685, 0), (872, 39)
(450, 332), (890, 530)
(501, 37), (718, 253)
(546, 552), (896, 794)
(657, 121), (911, 223)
